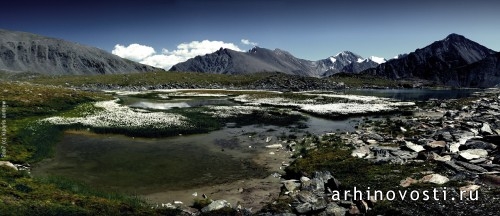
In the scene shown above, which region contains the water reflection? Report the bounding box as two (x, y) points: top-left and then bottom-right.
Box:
(344, 89), (478, 101)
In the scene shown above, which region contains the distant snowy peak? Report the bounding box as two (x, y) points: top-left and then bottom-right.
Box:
(329, 57), (337, 64)
(317, 51), (383, 75)
(368, 56), (387, 64)
(329, 51), (386, 65)
(329, 51), (362, 64)
(334, 51), (360, 58)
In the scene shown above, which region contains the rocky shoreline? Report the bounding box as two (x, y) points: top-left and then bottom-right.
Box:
(256, 89), (500, 215)
(141, 89), (500, 215)
(344, 89), (500, 176)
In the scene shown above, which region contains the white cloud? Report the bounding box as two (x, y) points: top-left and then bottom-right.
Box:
(112, 40), (242, 70)
(112, 44), (155, 62)
(241, 39), (258, 46)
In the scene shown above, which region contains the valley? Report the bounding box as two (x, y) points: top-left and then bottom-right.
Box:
(0, 29), (499, 216)
(2, 73), (497, 215)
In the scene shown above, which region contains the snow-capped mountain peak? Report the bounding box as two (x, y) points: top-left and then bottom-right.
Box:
(334, 51), (359, 58)
(329, 57), (337, 64)
(329, 51), (362, 64)
(368, 56), (387, 64)
(329, 51), (386, 65)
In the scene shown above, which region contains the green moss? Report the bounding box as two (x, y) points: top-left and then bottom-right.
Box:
(30, 71), (272, 88)
(0, 166), (171, 216)
(192, 198), (212, 209)
(59, 103), (104, 118)
(328, 73), (400, 88)
(1, 81), (110, 119)
(37, 176), (145, 208)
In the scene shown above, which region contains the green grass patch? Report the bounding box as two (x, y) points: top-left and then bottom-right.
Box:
(37, 176), (146, 208)
(192, 198), (212, 209)
(30, 71), (273, 88)
(0, 166), (177, 216)
(329, 73), (400, 88)
(1, 81), (111, 119)
(12, 121), (63, 163)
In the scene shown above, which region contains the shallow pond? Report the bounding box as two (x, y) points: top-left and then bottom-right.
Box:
(32, 117), (368, 195)
(33, 129), (265, 194)
(32, 89), (472, 197)
(120, 96), (237, 110)
(344, 88), (478, 101)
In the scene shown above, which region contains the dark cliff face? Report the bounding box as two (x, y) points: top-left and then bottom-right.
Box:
(364, 33), (495, 86)
(451, 52), (500, 88)
(0, 29), (159, 75)
(170, 48), (381, 77)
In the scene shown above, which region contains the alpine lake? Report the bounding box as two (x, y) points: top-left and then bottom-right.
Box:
(31, 88), (478, 206)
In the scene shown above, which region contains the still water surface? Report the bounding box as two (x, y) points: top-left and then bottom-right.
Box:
(32, 89), (477, 194)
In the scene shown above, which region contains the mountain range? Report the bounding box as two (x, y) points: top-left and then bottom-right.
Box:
(171, 33), (499, 87)
(170, 47), (386, 77)
(0, 29), (159, 75)
(0, 29), (498, 87)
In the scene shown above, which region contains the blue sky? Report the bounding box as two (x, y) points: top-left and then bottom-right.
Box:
(1, 0), (499, 69)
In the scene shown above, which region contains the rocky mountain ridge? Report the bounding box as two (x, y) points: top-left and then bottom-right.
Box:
(0, 29), (159, 75)
(170, 47), (384, 77)
(363, 34), (497, 87)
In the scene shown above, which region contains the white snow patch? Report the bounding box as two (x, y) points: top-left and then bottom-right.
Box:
(369, 56), (387, 64)
(42, 99), (189, 129)
(234, 94), (414, 116)
(202, 105), (266, 118)
(300, 103), (395, 115)
(329, 57), (337, 64)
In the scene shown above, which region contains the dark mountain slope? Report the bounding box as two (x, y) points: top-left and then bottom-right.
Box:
(451, 52), (500, 87)
(170, 47), (318, 76)
(363, 34), (495, 86)
(0, 29), (159, 75)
